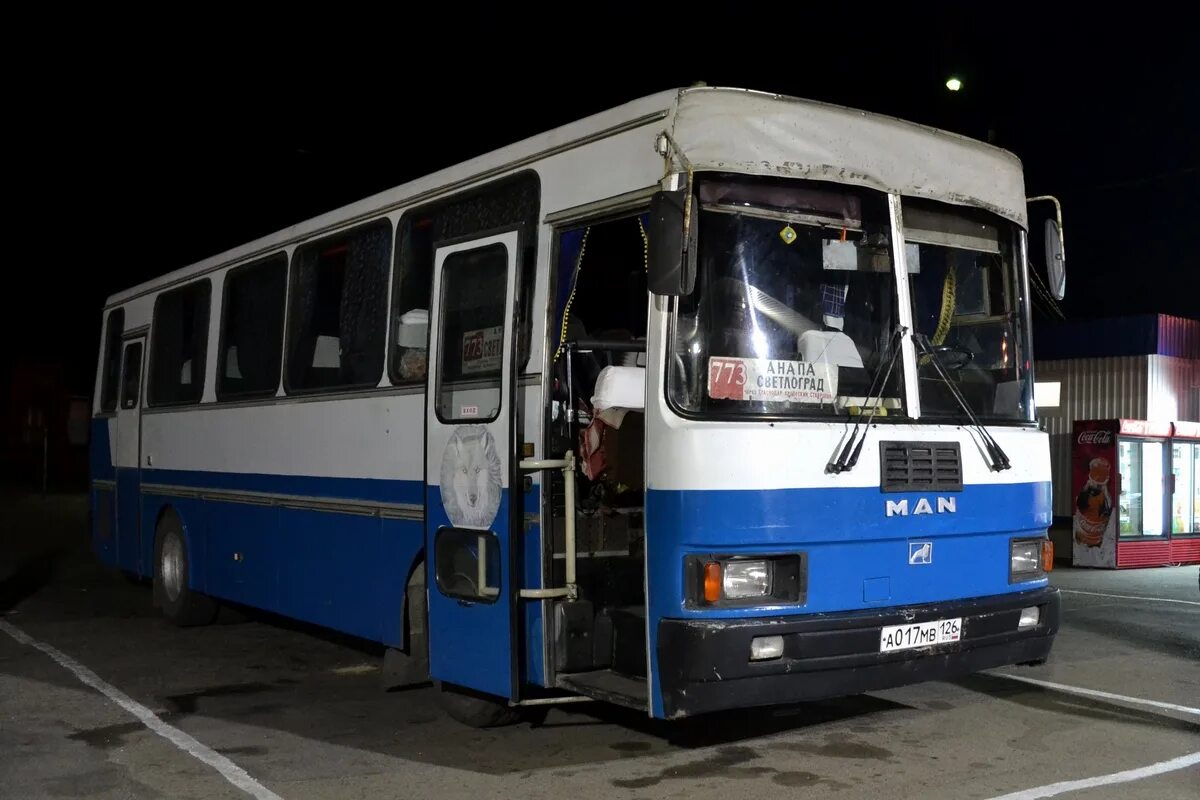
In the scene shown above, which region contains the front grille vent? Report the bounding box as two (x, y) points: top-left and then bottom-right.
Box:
(880, 441), (962, 493)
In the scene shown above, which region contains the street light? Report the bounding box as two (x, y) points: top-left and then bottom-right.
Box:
(946, 77), (963, 92)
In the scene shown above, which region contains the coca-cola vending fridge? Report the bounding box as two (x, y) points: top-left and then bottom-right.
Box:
(1171, 421), (1200, 542)
(1072, 419), (1200, 568)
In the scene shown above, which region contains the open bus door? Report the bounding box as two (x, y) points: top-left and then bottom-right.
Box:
(424, 230), (522, 700)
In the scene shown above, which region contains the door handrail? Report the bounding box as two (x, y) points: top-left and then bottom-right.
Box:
(518, 452), (577, 601)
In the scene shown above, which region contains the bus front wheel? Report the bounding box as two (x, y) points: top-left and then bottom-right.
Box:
(153, 513), (217, 627)
(434, 681), (520, 728)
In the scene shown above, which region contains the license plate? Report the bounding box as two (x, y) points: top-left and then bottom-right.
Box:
(879, 618), (962, 652)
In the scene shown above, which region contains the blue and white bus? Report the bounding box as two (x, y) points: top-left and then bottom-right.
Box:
(90, 87), (1063, 725)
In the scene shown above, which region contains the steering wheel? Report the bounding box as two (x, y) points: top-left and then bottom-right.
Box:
(927, 343), (974, 371)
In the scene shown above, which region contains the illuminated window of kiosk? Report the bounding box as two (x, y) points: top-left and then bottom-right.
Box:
(1034, 381), (1060, 408)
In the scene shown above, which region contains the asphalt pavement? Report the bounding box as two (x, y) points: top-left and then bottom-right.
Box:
(2, 489), (1197, 799)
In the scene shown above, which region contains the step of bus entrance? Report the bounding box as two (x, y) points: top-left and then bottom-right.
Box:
(608, 605), (646, 678)
(558, 669), (647, 711)
(556, 599), (611, 672)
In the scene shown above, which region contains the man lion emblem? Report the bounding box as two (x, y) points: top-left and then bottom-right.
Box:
(439, 426), (503, 529)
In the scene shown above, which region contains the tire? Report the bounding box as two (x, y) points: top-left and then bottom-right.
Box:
(435, 681), (520, 728)
(153, 512), (218, 627)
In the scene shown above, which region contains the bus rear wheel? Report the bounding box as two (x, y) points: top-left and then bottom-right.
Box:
(154, 513), (217, 627)
(435, 681), (520, 728)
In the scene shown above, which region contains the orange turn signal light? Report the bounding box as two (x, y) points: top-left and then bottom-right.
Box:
(1042, 540), (1054, 572)
(703, 561), (722, 603)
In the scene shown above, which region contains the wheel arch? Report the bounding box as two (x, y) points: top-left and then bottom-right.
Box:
(399, 549), (426, 653)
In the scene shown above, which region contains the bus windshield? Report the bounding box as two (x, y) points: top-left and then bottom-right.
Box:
(904, 198), (1033, 423)
(669, 177), (905, 418)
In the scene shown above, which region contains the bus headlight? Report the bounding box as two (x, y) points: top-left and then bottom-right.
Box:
(688, 554), (807, 607)
(723, 560), (771, 599)
(1010, 539), (1044, 581)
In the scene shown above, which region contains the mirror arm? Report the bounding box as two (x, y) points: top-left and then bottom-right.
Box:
(658, 129), (697, 255)
(656, 130), (697, 261)
(682, 171), (695, 255)
(1026, 195), (1065, 264)
(656, 129), (695, 176)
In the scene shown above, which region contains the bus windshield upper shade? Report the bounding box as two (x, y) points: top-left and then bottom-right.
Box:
(669, 177), (905, 419)
(903, 199), (1033, 423)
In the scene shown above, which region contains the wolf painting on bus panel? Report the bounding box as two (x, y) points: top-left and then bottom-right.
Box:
(440, 426), (503, 529)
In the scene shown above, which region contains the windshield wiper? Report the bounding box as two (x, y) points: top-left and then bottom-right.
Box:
(828, 325), (906, 474)
(912, 333), (1011, 472)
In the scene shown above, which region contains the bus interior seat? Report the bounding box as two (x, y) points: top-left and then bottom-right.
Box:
(224, 346), (243, 379)
(394, 309), (429, 381)
(828, 277), (890, 397)
(590, 365), (644, 422)
(312, 335), (341, 368)
(580, 366), (645, 494)
(305, 335), (342, 385)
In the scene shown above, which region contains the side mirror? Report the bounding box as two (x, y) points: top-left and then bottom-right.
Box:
(647, 189), (697, 296)
(1027, 195), (1065, 300)
(1044, 219), (1065, 300)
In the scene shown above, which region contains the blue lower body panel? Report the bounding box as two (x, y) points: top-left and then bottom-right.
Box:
(91, 487), (117, 568)
(126, 469), (424, 647)
(645, 481), (1053, 717)
(424, 486), (516, 699)
(115, 468), (142, 573)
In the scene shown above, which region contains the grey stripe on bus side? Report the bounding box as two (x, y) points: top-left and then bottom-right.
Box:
(138, 483), (542, 527)
(139, 483), (424, 520)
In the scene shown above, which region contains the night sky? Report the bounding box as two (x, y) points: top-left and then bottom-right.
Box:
(9, 12), (1198, 395)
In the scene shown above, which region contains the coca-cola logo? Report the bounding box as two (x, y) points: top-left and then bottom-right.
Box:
(1077, 430), (1113, 445)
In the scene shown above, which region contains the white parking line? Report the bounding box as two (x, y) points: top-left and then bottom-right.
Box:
(992, 672), (1200, 718)
(985, 750), (1200, 800)
(1060, 588), (1200, 607)
(0, 619), (283, 800)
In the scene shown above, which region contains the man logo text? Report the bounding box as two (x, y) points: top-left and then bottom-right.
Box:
(886, 497), (957, 517)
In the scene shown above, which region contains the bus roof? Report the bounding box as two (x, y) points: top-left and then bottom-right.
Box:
(672, 87), (1026, 226)
(107, 86), (1026, 307)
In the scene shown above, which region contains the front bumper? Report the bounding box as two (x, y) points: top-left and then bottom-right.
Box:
(656, 587), (1059, 718)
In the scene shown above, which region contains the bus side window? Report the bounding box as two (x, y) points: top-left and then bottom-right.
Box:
(218, 254), (287, 400)
(121, 342), (143, 410)
(286, 219), (391, 393)
(389, 172), (540, 386)
(391, 214), (434, 384)
(98, 308), (124, 412)
(434, 528), (501, 603)
(149, 280), (211, 406)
